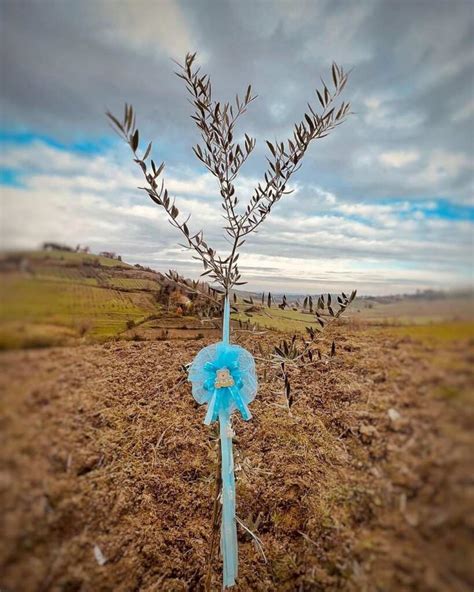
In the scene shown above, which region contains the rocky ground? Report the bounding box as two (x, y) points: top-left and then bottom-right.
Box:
(1, 324), (473, 591)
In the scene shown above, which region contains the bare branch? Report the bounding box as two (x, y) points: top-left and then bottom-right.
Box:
(106, 105), (227, 286)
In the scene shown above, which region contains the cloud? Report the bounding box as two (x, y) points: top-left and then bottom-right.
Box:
(1, 0), (474, 293)
(379, 151), (420, 168)
(411, 150), (473, 190)
(452, 99), (474, 124)
(101, 0), (196, 60)
(1, 140), (472, 295)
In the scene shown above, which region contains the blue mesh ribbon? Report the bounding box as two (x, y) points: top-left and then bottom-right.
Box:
(188, 298), (257, 587)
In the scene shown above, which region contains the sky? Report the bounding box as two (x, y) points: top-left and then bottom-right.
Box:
(0, 0), (473, 296)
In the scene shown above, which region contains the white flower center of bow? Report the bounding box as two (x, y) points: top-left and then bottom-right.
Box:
(214, 368), (235, 389)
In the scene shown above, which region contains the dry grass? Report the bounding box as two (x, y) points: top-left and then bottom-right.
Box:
(0, 323), (472, 591)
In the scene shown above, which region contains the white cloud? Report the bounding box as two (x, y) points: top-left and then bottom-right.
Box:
(3, 0), (473, 213)
(364, 97), (381, 111)
(101, 0), (195, 60)
(363, 96), (425, 131)
(269, 102), (288, 120)
(299, 1), (374, 65)
(379, 150), (420, 168)
(452, 99), (474, 124)
(306, 186), (337, 206)
(411, 150), (473, 187)
(0, 141), (472, 295)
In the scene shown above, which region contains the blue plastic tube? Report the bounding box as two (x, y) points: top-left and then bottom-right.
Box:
(219, 296), (238, 587)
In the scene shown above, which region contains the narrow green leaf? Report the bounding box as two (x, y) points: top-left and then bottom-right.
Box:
(131, 129), (139, 152)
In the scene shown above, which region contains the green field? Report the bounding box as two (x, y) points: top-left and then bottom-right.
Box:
(105, 277), (160, 290)
(0, 275), (158, 346)
(233, 304), (474, 343)
(0, 251), (163, 348)
(233, 306), (321, 332)
(386, 321), (474, 341)
(1, 250), (473, 349)
(233, 291), (474, 339)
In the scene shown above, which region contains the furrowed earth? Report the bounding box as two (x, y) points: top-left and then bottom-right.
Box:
(1, 320), (473, 591)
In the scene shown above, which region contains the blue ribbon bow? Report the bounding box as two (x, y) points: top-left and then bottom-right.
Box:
(188, 298), (257, 587)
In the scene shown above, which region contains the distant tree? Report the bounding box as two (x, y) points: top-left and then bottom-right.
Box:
(42, 242), (73, 252)
(74, 244), (91, 254)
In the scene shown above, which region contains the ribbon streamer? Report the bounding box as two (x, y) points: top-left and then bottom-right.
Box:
(188, 297), (257, 587)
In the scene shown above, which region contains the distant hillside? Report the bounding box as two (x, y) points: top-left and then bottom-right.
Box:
(0, 249), (210, 348)
(1, 249), (472, 349)
(236, 287), (473, 305)
(236, 287), (474, 318)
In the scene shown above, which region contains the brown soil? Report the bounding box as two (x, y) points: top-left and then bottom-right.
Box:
(1, 325), (473, 591)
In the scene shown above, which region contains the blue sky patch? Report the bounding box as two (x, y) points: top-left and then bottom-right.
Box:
(0, 167), (24, 187)
(0, 129), (114, 156)
(424, 200), (474, 222)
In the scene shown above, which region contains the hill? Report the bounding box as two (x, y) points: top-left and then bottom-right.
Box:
(0, 250), (352, 349)
(1, 249), (473, 350)
(0, 249), (216, 349)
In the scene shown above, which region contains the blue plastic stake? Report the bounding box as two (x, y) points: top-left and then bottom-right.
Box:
(222, 296), (230, 344)
(188, 295), (257, 588)
(219, 296), (238, 586)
